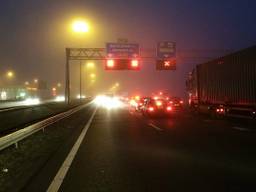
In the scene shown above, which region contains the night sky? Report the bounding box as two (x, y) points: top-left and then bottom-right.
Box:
(1, 0), (256, 97)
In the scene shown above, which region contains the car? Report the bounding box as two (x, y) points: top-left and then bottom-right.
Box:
(141, 98), (173, 116)
(168, 97), (184, 111)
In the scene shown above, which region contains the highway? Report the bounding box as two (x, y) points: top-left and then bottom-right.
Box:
(0, 98), (64, 110)
(21, 104), (256, 192)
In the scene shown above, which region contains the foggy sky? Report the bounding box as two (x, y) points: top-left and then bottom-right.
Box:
(0, 0), (256, 97)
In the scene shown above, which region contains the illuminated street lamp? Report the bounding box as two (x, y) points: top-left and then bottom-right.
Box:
(34, 79), (38, 83)
(25, 81), (29, 86)
(6, 71), (14, 79)
(86, 62), (95, 68)
(90, 73), (96, 79)
(66, 19), (90, 104)
(72, 19), (89, 33)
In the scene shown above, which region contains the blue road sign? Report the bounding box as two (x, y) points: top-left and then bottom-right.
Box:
(157, 42), (176, 59)
(106, 43), (139, 58)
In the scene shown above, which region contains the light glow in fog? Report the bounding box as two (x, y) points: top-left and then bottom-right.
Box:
(94, 95), (123, 109)
(22, 98), (41, 105)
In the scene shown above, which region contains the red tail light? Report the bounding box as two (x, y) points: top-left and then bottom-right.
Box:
(148, 107), (154, 112)
(216, 108), (224, 113)
(167, 106), (172, 111)
(156, 101), (162, 106)
(169, 101), (173, 104)
(180, 100), (184, 104)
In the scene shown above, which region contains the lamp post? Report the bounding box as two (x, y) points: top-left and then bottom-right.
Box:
(66, 19), (90, 104)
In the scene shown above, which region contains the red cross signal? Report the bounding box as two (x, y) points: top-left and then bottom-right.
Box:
(156, 59), (176, 70)
(164, 61), (171, 67)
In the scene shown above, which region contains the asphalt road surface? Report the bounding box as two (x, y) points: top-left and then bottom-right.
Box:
(24, 106), (256, 192)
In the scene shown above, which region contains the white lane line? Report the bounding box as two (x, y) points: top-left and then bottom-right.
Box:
(47, 108), (97, 192)
(232, 126), (251, 132)
(148, 123), (163, 131)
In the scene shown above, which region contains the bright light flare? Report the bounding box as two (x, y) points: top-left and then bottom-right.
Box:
(86, 63), (95, 68)
(6, 71), (14, 78)
(90, 73), (96, 78)
(23, 98), (40, 105)
(148, 107), (154, 112)
(167, 106), (172, 111)
(107, 59), (115, 68)
(134, 95), (140, 100)
(77, 94), (86, 99)
(94, 95), (123, 109)
(156, 101), (162, 106)
(131, 60), (139, 67)
(129, 99), (137, 107)
(72, 20), (89, 33)
(55, 95), (65, 102)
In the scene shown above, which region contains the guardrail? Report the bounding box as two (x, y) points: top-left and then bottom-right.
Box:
(0, 102), (92, 151)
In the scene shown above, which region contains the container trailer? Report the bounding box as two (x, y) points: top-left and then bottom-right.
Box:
(186, 46), (256, 119)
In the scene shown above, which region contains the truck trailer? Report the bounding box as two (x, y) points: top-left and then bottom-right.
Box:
(186, 46), (256, 119)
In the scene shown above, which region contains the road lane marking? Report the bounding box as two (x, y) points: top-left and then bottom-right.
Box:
(47, 108), (97, 192)
(232, 126), (251, 132)
(148, 123), (163, 131)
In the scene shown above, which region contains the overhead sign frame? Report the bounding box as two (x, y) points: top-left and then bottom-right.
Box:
(157, 41), (176, 59)
(106, 42), (140, 58)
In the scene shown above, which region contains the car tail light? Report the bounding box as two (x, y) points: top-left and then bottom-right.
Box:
(167, 106), (172, 111)
(148, 107), (154, 112)
(156, 101), (162, 106)
(180, 100), (184, 104)
(216, 108), (224, 113)
(169, 101), (173, 104)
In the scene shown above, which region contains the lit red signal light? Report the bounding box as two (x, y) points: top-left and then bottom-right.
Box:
(107, 59), (115, 68)
(164, 61), (171, 67)
(131, 59), (139, 68)
(105, 59), (140, 70)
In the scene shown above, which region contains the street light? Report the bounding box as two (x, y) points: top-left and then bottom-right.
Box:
(34, 79), (38, 83)
(6, 71), (14, 79)
(72, 20), (89, 33)
(66, 19), (90, 104)
(86, 62), (95, 68)
(90, 73), (96, 79)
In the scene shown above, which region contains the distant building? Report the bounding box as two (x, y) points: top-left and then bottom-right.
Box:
(0, 86), (27, 101)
